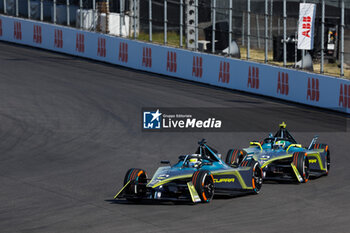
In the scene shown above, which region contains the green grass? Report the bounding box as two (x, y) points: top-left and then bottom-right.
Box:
(137, 31), (184, 47)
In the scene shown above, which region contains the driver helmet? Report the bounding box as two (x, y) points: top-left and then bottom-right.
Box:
(189, 158), (200, 168)
(274, 140), (286, 149)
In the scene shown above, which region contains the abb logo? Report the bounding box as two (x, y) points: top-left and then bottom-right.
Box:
(218, 61), (230, 84)
(97, 37), (106, 57)
(339, 84), (350, 109)
(119, 42), (128, 63)
(192, 56), (203, 78)
(142, 47), (152, 68)
(302, 16), (311, 38)
(307, 78), (319, 102)
(33, 25), (42, 44)
(247, 66), (259, 89)
(76, 33), (84, 53)
(54, 29), (63, 48)
(14, 21), (22, 40)
(166, 51), (177, 73)
(277, 72), (289, 95)
(0, 19), (2, 37)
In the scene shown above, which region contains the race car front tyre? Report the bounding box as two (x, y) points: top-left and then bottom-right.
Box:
(312, 143), (330, 175)
(192, 170), (214, 203)
(252, 161), (263, 194)
(292, 152), (309, 183)
(226, 149), (246, 167)
(124, 168), (148, 201)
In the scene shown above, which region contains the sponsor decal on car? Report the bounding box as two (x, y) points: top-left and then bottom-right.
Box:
(214, 178), (235, 183)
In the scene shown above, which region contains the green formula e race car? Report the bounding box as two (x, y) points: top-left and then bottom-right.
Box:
(226, 122), (330, 183)
(114, 139), (262, 204)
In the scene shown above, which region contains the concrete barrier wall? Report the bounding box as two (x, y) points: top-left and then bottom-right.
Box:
(1, 15), (349, 114)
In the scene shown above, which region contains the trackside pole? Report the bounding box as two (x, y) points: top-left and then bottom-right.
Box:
(283, 0), (286, 67)
(229, 0), (232, 56)
(15, 0), (18, 16)
(79, 0), (82, 28)
(164, 0), (167, 45)
(28, 0), (30, 19)
(93, 0), (95, 31)
(4, 0), (7, 14)
(340, 0), (344, 77)
(53, 0), (57, 24)
(66, 0), (70, 25)
(180, 0), (183, 47)
(195, 0), (198, 51)
(149, 0), (152, 42)
(120, 0), (123, 37)
(133, 0), (136, 39)
(40, 0), (43, 21)
(212, 0), (216, 53)
(321, 0), (325, 74)
(265, 0), (268, 63)
(247, 0), (251, 60)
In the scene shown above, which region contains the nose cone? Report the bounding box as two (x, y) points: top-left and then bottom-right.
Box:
(147, 167), (194, 188)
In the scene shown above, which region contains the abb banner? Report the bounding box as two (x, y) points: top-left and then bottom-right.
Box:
(0, 15), (349, 114)
(298, 3), (316, 50)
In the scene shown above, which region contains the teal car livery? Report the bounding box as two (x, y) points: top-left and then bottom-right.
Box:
(226, 122), (330, 183)
(114, 139), (262, 203)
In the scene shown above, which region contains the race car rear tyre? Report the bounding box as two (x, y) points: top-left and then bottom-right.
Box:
(124, 168), (148, 201)
(226, 149), (246, 167)
(252, 161), (263, 194)
(192, 170), (214, 203)
(292, 152), (309, 183)
(312, 143), (330, 175)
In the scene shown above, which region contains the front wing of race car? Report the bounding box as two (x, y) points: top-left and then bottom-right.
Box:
(114, 166), (260, 203)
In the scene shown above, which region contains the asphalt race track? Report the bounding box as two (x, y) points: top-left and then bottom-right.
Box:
(0, 41), (350, 233)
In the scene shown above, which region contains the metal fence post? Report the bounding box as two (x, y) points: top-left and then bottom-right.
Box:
(265, 0), (268, 63)
(242, 12), (245, 46)
(28, 0), (30, 19)
(53, 0), (56, 24)
(256, 14), (261, 49)
(164, 0), (167, 45)
(341, 0), (344, 77)
(92, 0), (95, 30)
(149, 0), (152, 42)
(40, 0), (43, 21)
(67, 0), (70, 26)
(133, 0), (136, 39)
(120, 0), (123, 37)
(195, 0), (198, 51)
(79, 0), (82, 28)
(229, 0), (232, 55)
(321, 0), (325, 74)
(212, 0), (216, 53)
(180, 0), (183, 47)
(4, 0), (6, 14)
(283, 0), (286, 66)
(15, 0), (18, 17)
(269, 0), (273, 48)
(301, 0), (306, 69)
(247, 0), (251, 60)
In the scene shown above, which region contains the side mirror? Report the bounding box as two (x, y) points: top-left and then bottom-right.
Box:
(160, 160), (170, 165)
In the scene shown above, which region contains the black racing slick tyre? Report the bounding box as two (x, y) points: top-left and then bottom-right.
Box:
(226, 149), (246, 167)
(192, 170), (214, 203)
(123, 168), (148, 201)
(251, 161), (263, 194)
(312, 143), (330, 175)
(292, 152), (309, 183)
